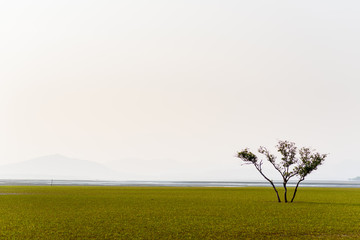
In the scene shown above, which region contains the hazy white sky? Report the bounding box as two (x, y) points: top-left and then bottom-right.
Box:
(1, 1), (360, 180)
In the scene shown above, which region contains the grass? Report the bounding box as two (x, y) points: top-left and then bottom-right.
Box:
(0, 186), (359, 239)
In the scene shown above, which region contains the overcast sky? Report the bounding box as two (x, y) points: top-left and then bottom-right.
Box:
(1, 1), (359, 180)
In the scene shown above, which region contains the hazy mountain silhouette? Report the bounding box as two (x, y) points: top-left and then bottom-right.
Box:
(0, 154), (132, 180)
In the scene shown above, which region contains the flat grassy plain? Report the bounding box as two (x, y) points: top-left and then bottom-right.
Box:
(0, 186), (359, 239)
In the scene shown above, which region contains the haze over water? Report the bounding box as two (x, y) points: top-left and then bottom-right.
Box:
(1, 1), (360, 181)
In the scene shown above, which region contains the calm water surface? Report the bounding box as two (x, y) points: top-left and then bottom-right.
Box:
(0, 179), (360, 188)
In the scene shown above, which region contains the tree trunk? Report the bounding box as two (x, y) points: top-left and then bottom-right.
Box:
(290, 179), (303, 202)
(283, 181), (288, 203)
(256, 168), (281, 202)
(269, 180), (281, 203)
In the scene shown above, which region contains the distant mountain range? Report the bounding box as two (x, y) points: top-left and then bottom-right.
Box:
(0, 154), (132, 180)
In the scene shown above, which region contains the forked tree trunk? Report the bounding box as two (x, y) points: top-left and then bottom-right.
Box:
(283, 181), (288, 203)
(290, 179), (304, 202)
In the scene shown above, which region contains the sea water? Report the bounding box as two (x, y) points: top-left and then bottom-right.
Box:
(0, 179), (360, 188)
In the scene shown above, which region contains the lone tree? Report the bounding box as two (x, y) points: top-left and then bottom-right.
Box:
(237, 140), (327, 203)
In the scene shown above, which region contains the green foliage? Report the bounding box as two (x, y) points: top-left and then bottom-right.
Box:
(297, 148), (327, 179)
(237, 148), (258, 164)
(276, 140), (297, 167)
(0, 186), (359, 239)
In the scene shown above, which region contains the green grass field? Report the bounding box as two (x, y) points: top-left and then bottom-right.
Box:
(0, 186), (359, 239)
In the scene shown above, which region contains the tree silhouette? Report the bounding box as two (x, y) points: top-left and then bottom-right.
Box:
(237, 140), (327, 203)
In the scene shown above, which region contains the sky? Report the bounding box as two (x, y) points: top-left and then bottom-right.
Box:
(1, 1), (360, 181)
